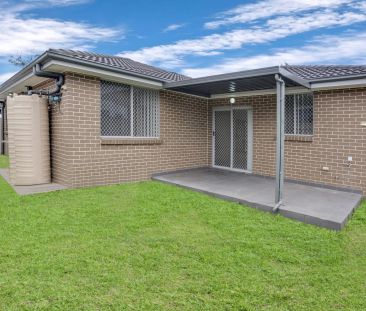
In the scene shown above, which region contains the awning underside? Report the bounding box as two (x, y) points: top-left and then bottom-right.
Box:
(165, 74), (302, 98)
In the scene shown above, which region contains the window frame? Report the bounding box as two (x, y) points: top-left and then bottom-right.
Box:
(100, 81), (160, 139)
(285, 92), (314, 137)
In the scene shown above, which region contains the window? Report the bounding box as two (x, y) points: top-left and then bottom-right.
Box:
(101, 80), (160, 138)
(285, 93), (313, 135)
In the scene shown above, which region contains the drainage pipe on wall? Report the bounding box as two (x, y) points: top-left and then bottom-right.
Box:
(28, 63), (64, 96)
(0, 101), (4, 155)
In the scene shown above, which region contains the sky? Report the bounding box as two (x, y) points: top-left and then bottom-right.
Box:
(1, 0), (366, 83)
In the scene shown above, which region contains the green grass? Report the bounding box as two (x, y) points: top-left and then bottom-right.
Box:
(0, 155), (365, 310)
(0, 155), (8, 168)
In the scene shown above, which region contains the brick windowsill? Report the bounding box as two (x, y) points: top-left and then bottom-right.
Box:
(285, 135), (313, 142)
(101, 137), (163, 145)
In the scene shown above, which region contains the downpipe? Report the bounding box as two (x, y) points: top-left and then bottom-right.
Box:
(0, 101), (4, 155)
(273, 201), (282, 213)
(28, 63), (64, 96)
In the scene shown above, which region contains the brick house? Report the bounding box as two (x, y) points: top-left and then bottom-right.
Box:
(0, 49), (365, 206)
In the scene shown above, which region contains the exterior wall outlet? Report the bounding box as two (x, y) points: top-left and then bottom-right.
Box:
(348, 156), (353, 162)
(322, 166), (330, 171)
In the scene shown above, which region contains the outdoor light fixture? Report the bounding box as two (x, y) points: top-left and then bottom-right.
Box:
(230, 97), (235, 104)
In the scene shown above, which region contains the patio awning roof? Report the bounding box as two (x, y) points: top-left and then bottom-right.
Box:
(163, 66), (310, 97)
(164, 66), (311, 210)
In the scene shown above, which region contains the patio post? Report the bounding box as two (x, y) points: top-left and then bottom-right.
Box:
(274, 74), (285, 211)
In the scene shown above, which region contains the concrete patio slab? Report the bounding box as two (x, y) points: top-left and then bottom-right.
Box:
(153, 167), (362, 230)
(0, 169), (67, 195)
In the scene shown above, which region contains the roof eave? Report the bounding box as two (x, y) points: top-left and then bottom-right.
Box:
(279, 67), (310, 88)
(163, 66), (281, 89)
(42, 59), (163, 89)
(0, 50), (179, 96)
(309, 73), (366, 83)
(0, 51), (50, 94)
(164, 66), (312, 91)
(46, 50), (174, 83)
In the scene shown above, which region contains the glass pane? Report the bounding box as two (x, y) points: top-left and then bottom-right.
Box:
(232, 109), (248, 170)
(101, 81), (131, 136)
(298, 94), (313, 135)
(214, 110), (231, 168)
(285, 95), (295, 134)
(133, 87), (159, 137)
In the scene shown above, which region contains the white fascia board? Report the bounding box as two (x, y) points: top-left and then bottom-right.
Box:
(210, 86), (310, 99)
(43, 60), (163, 89)
(311, 78), (366, 90)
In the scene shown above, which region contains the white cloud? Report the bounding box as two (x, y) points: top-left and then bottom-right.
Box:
(45, 0), (90, 5)
(0, 15), (121, 56)
(4, 0), (91, 13)
(0, 72), (16, 84)
(354, 1), (366, 10)
(163, 23), (185, 32)
(204, 0), (354, 29)
(0, 1), (122, 57)
(181, 32), (366, 77)
(119, 9), (366, 67)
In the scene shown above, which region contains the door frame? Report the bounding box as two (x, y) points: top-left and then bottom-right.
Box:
(212, 105), (253, 173)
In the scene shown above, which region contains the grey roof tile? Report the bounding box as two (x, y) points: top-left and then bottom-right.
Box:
(49, 50), (366, 83)
(284, 65), (366, 81)
(48, 49), (190, 82)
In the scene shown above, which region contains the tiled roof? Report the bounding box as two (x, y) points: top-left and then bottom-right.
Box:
(49, 50), (366, 83)
(284, 65), (366, 81)
(48, 49), (190, 82)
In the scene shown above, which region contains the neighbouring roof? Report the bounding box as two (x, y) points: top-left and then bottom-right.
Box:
(284, 65), (366, 81)
(48, 49), (190, 83)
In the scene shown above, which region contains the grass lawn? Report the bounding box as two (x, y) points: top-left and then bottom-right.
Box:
(0, 156), (365, 310)
(0, 155), (8, 168)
